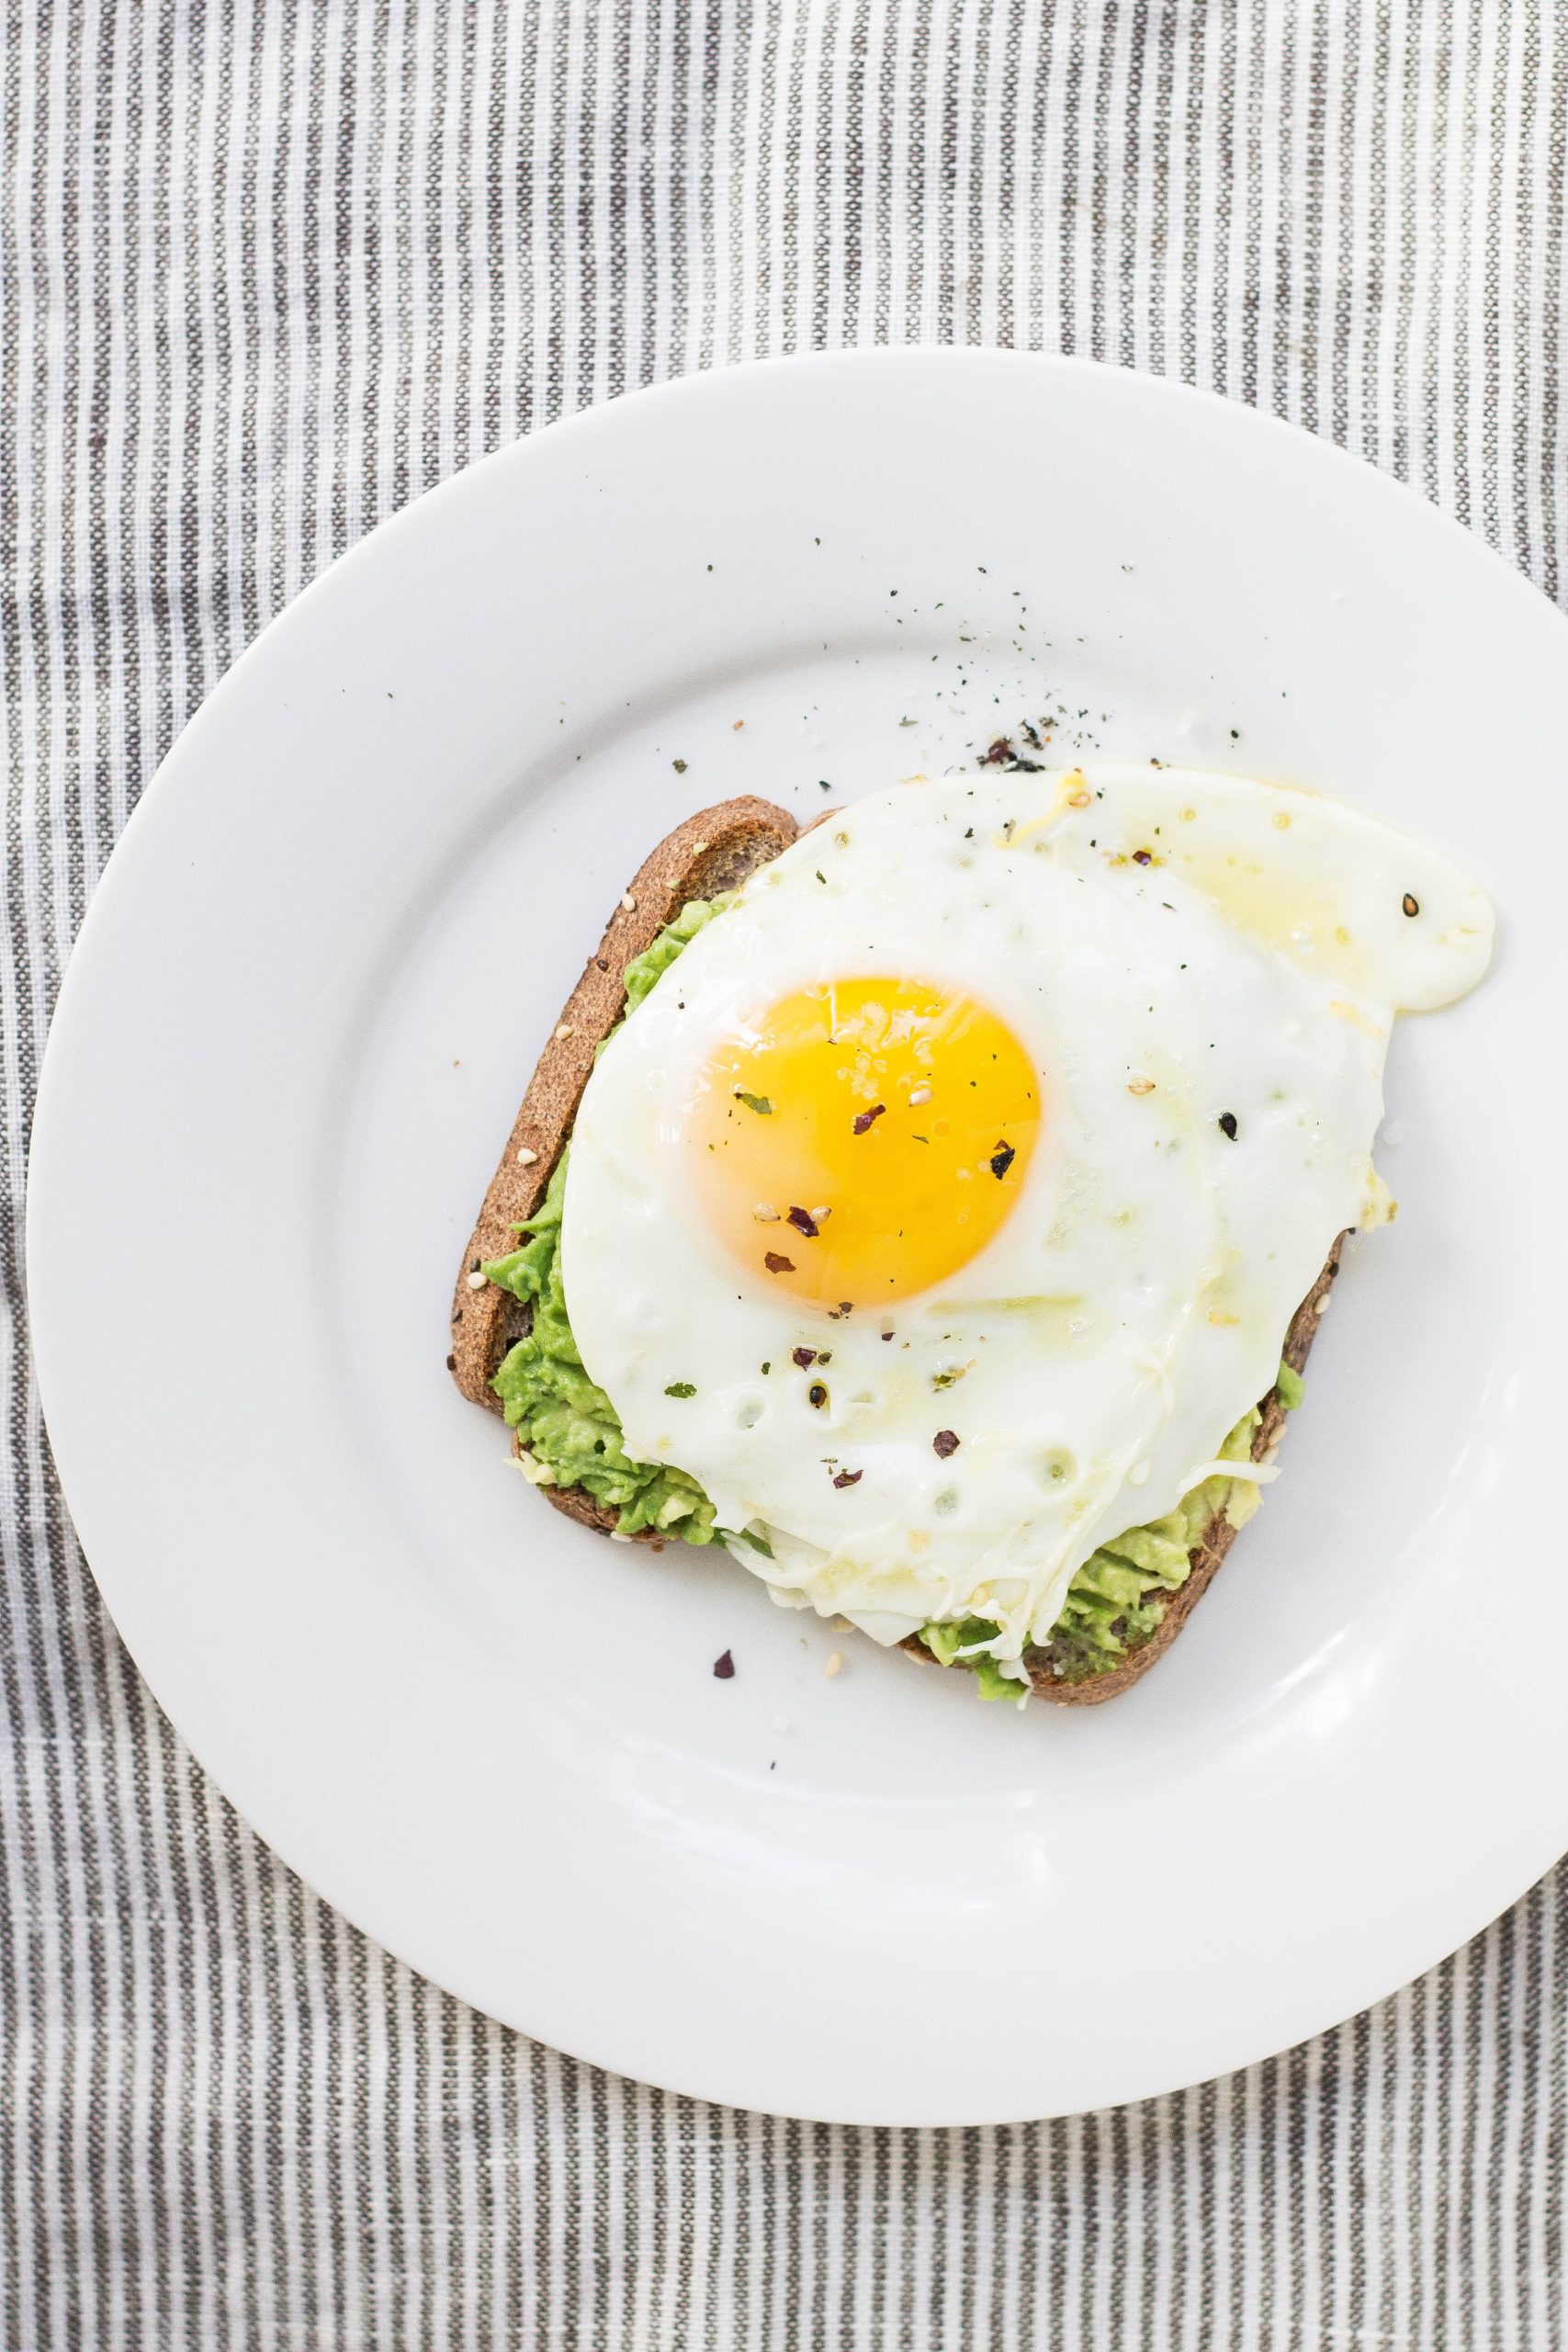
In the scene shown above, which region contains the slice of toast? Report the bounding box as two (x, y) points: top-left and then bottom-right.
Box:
(451, 801), (1340, 1690)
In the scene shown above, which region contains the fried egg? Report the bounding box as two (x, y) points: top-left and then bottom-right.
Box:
(561, 766), (1493, 1669)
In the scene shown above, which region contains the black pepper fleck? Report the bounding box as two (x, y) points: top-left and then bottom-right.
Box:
(1218, 1112), (1239, 1139)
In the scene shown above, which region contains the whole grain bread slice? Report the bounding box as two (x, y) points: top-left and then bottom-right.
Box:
(449, 797), (800, 1457)
(451, 798), (1343, 1687)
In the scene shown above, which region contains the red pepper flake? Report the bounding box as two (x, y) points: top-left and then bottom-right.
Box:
(787, 1205), (819, 1238)
(932, 1430), (960, 1458)
(981, 735), (1013, 765)
(791, 1347), (817, 1369)
(881, 1329), (896, 1342)
(988, 1141), (1016, 1180)
(832, 1469), (863, 1488)
(1132, 848), (1153, 866)
(852, 1102), (886, 1136)
(764, 1251), (795, 1274)
(713, 1649), (735, 1679)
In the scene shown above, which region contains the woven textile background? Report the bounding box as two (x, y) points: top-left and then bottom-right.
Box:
(4, 4), (1566, 2346)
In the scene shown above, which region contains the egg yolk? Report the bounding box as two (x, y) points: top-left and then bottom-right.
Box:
(685, 977), (1041, 1310)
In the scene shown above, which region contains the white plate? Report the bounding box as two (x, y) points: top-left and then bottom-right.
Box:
(28, 350), (1568, 2126)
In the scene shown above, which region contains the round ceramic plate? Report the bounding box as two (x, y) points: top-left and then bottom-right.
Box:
(28, 351), (1567, 2125)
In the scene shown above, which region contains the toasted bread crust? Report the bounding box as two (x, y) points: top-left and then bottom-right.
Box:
(453, 802), (1347, 1691)
(449, 798), (799, 1428)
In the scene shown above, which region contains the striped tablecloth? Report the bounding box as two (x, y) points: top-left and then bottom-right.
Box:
(4, 5), (1564, 2346)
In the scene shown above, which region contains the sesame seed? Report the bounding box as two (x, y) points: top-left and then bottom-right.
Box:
(1127, 1076), (1156, 1096)
(621, 892), (637, 912)
(908, 1082), (933, 1106)
(824, 1651), (844, 1679)
(515, 1145), (538, 1166)
(466, 1271), (487, 1291)
(555, 1023), (574, 1040)
(752, 1204), (780, 1222)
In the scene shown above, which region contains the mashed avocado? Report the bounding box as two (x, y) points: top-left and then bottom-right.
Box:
(482, 894), (1303, 1686)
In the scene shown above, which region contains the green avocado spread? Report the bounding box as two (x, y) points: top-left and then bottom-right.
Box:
(481, 896), (1302, 1696)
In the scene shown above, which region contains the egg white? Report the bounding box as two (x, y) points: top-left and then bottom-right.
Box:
(560, 766), (1493, 1666)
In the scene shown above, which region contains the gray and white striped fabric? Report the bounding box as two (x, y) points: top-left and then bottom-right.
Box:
(4, 4), (1565, 2345)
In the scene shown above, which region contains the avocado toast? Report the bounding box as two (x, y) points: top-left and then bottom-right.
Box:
(451, 796), (1340, 1705)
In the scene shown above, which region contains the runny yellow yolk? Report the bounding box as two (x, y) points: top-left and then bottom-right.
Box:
(686, 976), (1042, 1311)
